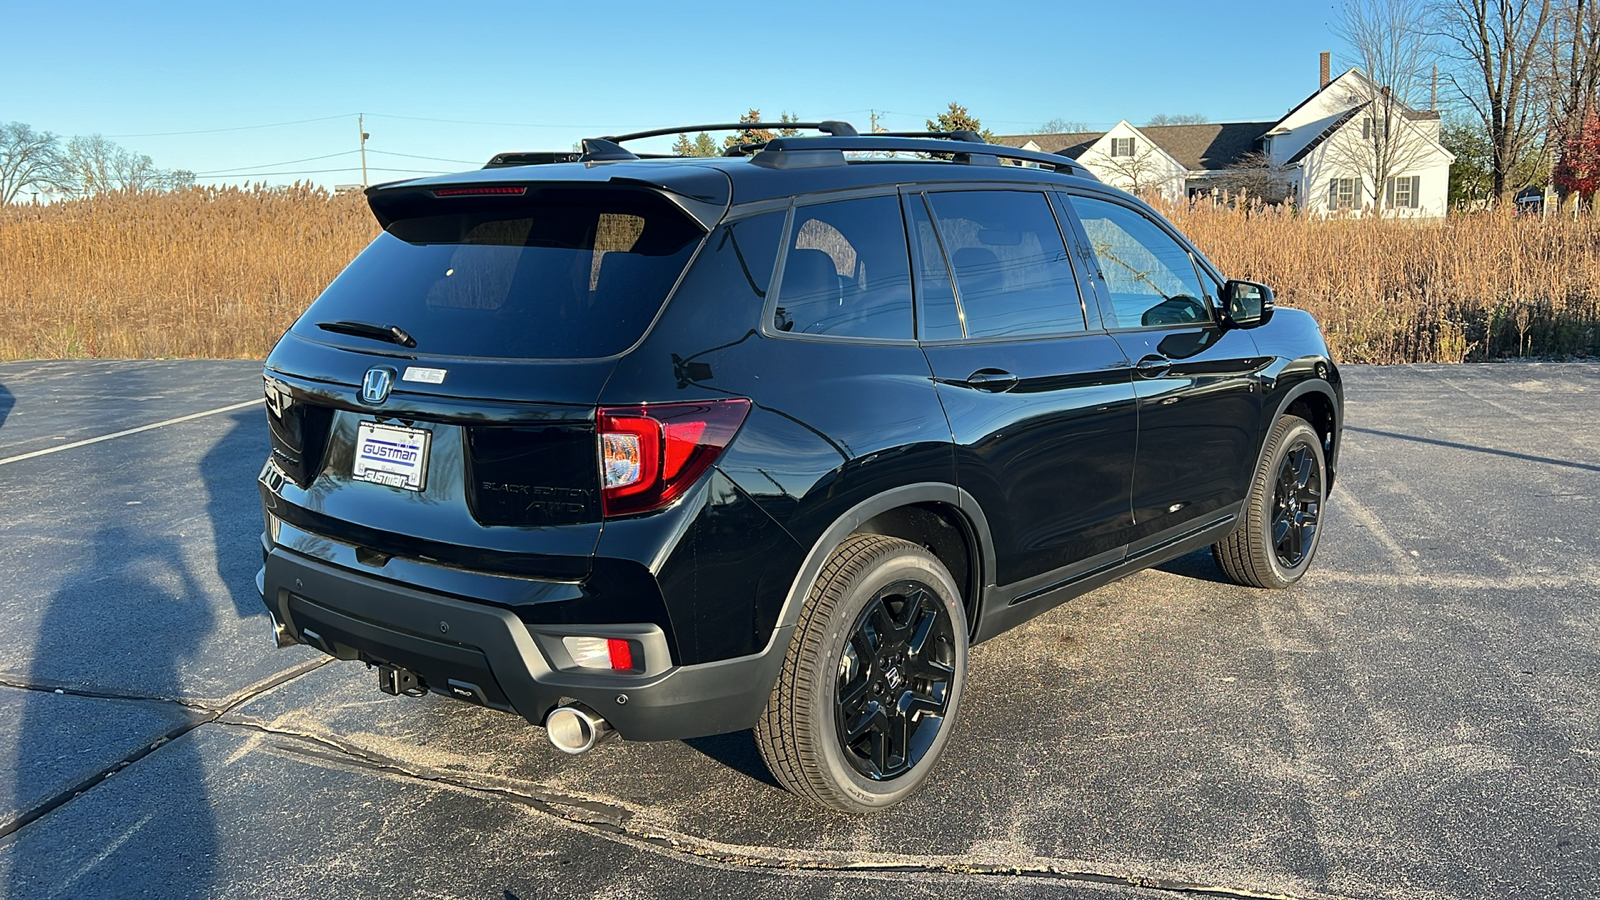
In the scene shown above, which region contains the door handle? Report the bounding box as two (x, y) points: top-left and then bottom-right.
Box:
(1134, 355), (1171, 378)
(963, 369), (1019, 393)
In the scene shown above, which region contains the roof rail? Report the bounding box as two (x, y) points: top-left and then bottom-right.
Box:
(600, 120), (859, 144)
(873, 129), (985, 143)
(750, 135), (1092, 176)
(570, 121), (860, 162)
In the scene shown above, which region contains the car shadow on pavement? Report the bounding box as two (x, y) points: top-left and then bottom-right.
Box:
(200, 407), (270, 622)
(1153, 546), (1231, 584)
(5, 521), (217, 897)
(1345, 425), (1600, 473)
(681, 731), (782, 789)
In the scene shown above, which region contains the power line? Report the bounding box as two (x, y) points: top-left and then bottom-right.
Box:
(104, 114), (356, 139)
(191, 166), (450, 179)
(193, 150), (358, 176)
(364, 112), (624, 129)
(367, 148), (482, 165)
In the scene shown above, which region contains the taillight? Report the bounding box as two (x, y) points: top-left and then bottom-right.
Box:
(598, 399), (751, 516)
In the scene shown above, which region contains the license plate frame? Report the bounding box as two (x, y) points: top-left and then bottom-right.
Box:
(353, 421), (431, 492)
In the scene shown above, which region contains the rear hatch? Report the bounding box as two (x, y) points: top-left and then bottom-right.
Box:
(262, 178), (715, 578)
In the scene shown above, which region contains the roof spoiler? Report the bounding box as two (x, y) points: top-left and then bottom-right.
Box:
(483, 151), (582, 168)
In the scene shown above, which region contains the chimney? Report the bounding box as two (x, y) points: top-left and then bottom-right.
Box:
(1320, 52), (1331, 89)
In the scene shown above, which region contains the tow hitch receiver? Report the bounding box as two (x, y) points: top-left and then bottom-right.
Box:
(377, 664), (425, 696)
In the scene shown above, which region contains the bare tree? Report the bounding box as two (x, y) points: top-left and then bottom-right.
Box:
(1145, 113), (1210, 126)
(1436, 0), (1554, 204)
(0, 122), (65, 204)
(60, 134), (187, 196)
(1082, 141), (1184, 199)
(1213, 150), (1296, 203)
(1548, 0), (1600, 126)
(1030, 117), (1092, 134)
(1330, 0), (1442, 212)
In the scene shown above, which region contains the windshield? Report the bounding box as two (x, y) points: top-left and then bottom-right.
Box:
(293, 187), (706, 359)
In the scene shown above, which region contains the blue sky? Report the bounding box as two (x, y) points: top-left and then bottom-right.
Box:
(4, 0), (1347, 190)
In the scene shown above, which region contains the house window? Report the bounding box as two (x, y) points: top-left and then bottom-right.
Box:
(1110, 137), (1135, 157)
(1327, 177), (1360, 210)
(1362, 117), (1389, 140)
(1386, 175), (1420, 209)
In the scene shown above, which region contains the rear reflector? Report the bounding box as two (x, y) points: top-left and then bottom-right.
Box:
(563, 636), (636, 671)
(606, 638), (633, 671)
(432, 186), (528, 197)
(598, 399), (751, 516)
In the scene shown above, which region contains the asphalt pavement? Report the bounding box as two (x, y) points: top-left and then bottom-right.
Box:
(0, 359), (1596, 899)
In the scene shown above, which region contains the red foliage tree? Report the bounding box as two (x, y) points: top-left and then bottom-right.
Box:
(1554, 111), (1600, 202)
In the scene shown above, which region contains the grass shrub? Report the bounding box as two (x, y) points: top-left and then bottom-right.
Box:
(1, 186), (1597, 363)
(0, 185), (375, 360)
(1166, 200), (1600, 363)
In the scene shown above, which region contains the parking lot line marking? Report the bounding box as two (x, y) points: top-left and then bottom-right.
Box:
(0, 399), (262, 467)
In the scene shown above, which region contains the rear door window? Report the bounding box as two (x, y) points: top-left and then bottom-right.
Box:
(772, 195), (913, 341)
(923, 190), (1085, 339)
(293, 187), (705, 359)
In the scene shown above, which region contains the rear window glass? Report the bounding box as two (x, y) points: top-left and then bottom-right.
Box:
(293, 188), (705, 359)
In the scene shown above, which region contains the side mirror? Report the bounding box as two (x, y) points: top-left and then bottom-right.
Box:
(1221, 280), (1275, 329)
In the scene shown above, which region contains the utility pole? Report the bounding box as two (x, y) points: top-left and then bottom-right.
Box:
(359, 114), (370, 187)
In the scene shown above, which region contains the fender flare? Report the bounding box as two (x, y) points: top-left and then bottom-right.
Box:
(1253, 376), (1341, 485)
(760, 482), (996, 655)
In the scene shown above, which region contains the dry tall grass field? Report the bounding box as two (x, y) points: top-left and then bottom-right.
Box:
(0, 185), (376, 360)
(1, 185), (1597, 363)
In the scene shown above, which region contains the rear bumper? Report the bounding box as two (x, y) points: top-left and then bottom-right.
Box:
(259, 546), (789, 741)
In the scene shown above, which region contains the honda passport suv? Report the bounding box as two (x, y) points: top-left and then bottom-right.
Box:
(257, 121), (1342, 813)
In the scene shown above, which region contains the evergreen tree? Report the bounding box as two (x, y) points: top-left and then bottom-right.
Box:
(925, 102), (995, 142)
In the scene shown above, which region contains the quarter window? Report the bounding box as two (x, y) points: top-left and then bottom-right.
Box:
(1070, 196), (1212, 329)
(773, 196), (913, 340)
(924, 190), (1085, 338)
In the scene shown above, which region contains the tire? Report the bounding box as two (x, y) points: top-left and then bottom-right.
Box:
(1213, 414), (1327, 589)
(756, 534), (968, 813)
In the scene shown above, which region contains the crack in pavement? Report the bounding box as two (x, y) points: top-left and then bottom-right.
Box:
(0, 657), (331, 844)
(214, 719), (1331, 900)
(0, 659), (333, 713)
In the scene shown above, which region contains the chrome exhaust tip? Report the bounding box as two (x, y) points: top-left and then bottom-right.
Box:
(544, 705), (614, 755)
(267, 609), (300, 649)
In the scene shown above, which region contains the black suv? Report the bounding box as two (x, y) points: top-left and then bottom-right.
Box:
(257, 122), (1342, 813)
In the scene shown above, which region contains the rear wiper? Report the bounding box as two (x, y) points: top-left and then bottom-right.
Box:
(316, 320), (417, 349)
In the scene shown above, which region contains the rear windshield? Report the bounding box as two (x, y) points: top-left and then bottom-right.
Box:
(293, 187), (706, 359)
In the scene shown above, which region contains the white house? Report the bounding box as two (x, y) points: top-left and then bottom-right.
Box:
(997, 57), (1454, 217)
(999, 121), (1277, 204)
(1261, 67), (1452, 218)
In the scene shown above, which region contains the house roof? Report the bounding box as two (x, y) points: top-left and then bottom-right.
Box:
(994, 121), (1273, 172)
(992, 131), (1102, 159)
(1283, 106), (1365, 165)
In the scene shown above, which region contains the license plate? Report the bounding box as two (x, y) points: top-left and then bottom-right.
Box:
(353, 421), (430, 492)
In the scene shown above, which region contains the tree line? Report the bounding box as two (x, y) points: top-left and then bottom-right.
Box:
(1313, 0), (1598, 209)
(0, 123), (194, 204)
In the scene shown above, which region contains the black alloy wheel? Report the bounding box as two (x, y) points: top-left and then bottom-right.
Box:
(1272, 439), (1322, 568)
(1213, 414), (1328, 589)
(834, 579), (957, 781)
(757, 534), (969, 813)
